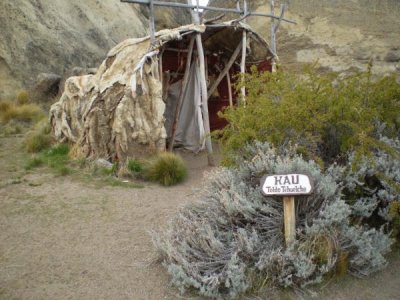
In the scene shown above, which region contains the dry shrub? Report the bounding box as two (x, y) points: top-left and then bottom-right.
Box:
(0, 102), (44, 124)
(0, 119), (23, 136)
(24, 120), (52, 153)
(16, 90), (29, 105)
(0, 100), (12, 113)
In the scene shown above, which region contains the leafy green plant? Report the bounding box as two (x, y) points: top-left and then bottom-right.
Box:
(218, 66), (400, 166)
(143, 152), (187, 186)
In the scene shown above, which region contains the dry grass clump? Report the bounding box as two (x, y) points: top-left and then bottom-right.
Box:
(0, 99), (44, 124)
(16, 90), (29, 105)
(142, 152), (187, 186)
(0, 120), (23, 136)
(24, 120), (52, 153)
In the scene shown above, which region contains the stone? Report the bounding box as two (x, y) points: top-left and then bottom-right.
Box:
(385, 50), (400, 63)
(94, 159), (114, 170)
(30, 73), (62, 102)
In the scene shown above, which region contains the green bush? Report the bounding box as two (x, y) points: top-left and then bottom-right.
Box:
(143, 152), (187, 186)
(218, 66), (400, 166)
(340, 136), (400, 235)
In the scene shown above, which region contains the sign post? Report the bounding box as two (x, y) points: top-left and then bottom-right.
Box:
(261, 174), (313, 246)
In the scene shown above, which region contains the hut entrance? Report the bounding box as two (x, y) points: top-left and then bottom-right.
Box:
(160, 25), (273, 152)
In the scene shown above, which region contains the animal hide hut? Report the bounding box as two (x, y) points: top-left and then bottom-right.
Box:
(50, 20), (275, 165)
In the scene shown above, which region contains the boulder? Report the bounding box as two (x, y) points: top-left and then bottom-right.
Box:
(385, 50), (400, 63)
(30, 73), (62, 102)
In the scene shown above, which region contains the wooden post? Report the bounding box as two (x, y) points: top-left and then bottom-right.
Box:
(240, 0), (248, 105)
(149, 0), (156, 45)
(207, 41), (242, 99)
(187, 0), (214, 166)
(196, 35), (214, 166)
(283, 196), (296, 246)
(168, 36), (195, 151)
(270, 0), (276, 57)
(226, 72), (233, 107)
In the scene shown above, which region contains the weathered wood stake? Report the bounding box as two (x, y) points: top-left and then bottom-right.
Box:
(283, 196), (296, 245)
(226, 72), (233, 107)
(207, 41), (243, 99)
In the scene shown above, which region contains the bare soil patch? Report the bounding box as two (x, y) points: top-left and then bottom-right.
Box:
(0, 135), (399, 299)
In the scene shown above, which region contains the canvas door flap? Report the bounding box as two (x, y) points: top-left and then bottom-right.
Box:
(164, 63), (205, 152)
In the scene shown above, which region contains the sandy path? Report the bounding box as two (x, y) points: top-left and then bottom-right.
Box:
(0, 136), (210, 299)
(0, 136), (399, 300)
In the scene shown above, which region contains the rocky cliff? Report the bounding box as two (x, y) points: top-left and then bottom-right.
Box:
(208, 0), (400, 75)
(0, 0), (189, 99)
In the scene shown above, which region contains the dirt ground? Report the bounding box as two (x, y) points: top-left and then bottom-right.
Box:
(1, 135), (399, 300)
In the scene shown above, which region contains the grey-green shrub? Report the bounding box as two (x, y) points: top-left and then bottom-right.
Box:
(340, 135), (400, 233)
(154, 142), (393, 299)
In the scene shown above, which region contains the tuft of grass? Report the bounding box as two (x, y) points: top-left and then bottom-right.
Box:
(26, 144), (71, 175)
(0, 120), (23, 136)
(16, 91), (29, 105)
(91, 164), (117, 177)
(24, 120), (52, 153)
(25, 132), (51, 153)
(143, 152), (187, 186)
(0, 100), (12, 113)
(46, 143), (69, 156)
(0, 103), (44, 124)
(25, 156), (44, 170)
(127, 158), (143, 174)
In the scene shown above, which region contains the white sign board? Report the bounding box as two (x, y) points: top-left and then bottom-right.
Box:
(261, 174), (313, 196)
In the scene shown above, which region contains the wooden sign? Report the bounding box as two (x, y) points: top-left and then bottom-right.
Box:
(261, 174), (313, 196)
(260, 174), (313, 246)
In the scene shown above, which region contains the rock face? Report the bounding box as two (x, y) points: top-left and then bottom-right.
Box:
(0, 0), (190, 99)
(208, 0), (400, 75)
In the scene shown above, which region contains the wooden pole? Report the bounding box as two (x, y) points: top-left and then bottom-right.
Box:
(207, 41), (242, 99)
(196, 35), (214, 166)
(168, 36), (195, 151)
(149, 0), (156, 45)
(239, 0), (248, 105)
(121, 0), (296, 24)
(226, 72), (233, 107)
(283, 196), (296, 246)
(187, 0), (214, 166)
(270, 0), (277, 72)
